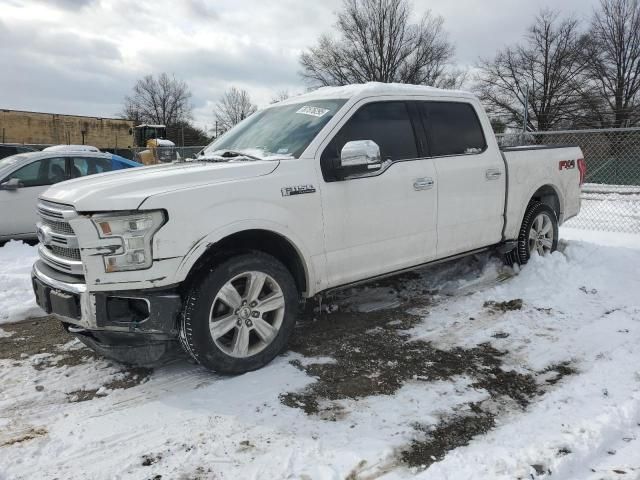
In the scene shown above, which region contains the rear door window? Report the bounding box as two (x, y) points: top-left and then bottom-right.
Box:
(71, 157), (112, 177)
(420, 102), (486, 157)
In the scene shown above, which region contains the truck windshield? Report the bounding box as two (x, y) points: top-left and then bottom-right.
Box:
(202, 99), (347, 160)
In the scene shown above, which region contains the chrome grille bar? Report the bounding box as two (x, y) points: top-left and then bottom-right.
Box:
(38, 244), (83, 274)
(40, 217), (74, 235)
(36, 200), (83, 275)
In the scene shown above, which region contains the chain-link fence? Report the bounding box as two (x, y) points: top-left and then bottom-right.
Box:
(497, 127), (640, 233)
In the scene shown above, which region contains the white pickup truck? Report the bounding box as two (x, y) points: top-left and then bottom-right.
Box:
(31, 83), (585, 373)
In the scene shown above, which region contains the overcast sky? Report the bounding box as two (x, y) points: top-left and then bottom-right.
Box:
(0, 0), (600, 130)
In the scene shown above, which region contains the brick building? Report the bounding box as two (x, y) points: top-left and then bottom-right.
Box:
(0, 109), (134, 149)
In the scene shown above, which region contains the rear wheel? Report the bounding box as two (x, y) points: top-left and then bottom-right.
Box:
(179, 252), (298, 374)
(506, 201), (558, 266)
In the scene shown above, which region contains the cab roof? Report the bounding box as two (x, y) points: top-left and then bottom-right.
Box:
(43, 145), (100, 153)
(277, 82), (476, 105)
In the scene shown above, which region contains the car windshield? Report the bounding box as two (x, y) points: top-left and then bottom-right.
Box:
(0, 153), (30, 169)
(201, 99), (347, 160)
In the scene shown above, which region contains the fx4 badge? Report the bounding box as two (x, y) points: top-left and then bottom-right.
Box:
(281, 185), (316, 197)
(559, 160), (576, 170)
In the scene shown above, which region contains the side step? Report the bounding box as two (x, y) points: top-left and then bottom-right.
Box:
(496, 240), (517, 254)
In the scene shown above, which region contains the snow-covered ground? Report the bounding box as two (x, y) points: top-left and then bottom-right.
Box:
(564, 189), (640, 233)
(0, 241), (40, 325)
(0, 228), (639, 479)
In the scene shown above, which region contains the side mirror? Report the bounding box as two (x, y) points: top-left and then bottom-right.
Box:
(0, 178), (21, 190)
(338, 140), (382, 178)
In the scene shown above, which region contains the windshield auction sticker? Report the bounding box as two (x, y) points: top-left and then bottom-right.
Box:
(296, 106), (330, 117)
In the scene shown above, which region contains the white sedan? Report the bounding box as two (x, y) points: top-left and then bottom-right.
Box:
(0, 150), (141, 241)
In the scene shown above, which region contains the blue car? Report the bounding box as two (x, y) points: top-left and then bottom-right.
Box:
(0, 149), (142, 241)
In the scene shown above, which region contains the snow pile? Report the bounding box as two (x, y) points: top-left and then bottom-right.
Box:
(408, 235), (640, 479)
(281, 81), (471, 103)
(0, 241), (41, 324)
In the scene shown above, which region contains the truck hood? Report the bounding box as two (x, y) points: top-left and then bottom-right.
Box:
(41, 160), (279, 211)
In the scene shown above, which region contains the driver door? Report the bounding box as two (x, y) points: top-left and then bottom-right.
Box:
(317, 100), (438, 287)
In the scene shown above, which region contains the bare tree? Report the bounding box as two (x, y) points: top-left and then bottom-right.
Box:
(475, 10), (587, 131)
(269, 90), (290, 104)
(122, 73), (192, 126)
(213, 87), (257, 133)
(583, 0), (640, 127)
(167, 121), (211, 146)
(300, 0), (459, 88)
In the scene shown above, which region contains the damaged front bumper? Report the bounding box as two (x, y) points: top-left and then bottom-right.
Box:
(32, 260), (182, 340)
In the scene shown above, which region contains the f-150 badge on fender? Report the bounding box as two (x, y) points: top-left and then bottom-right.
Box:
(281, 185), (316, 196)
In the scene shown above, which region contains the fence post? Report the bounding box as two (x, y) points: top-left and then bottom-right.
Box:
(521, 84), (529, 145)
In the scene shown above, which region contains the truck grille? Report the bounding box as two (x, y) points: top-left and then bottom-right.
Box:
(40, 217), (74, 235)
(37, 201), (83, 275)
(49, 245), (82, 261)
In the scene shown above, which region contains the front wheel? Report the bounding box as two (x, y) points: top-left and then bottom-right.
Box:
(179, 252), (299, 374)
(506, 201), (558, 266)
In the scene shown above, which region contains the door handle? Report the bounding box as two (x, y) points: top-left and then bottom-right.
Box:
(413, 177), (434, 191)
(485, 169), (502, 180)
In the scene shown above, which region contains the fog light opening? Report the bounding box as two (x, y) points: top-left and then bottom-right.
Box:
(106, 297), (150, 324)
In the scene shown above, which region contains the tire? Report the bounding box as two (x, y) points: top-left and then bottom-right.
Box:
(506, 201), (559, 266)
(179, 252), (299, 374)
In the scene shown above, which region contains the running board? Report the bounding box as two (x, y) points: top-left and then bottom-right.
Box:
(323, 246), (494, 295)
(496, 240), (517, 254)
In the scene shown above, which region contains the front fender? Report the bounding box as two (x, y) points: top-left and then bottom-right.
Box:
(173, 219), (319, 296)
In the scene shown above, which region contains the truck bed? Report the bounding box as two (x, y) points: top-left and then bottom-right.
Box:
(501, 145), (583, 240)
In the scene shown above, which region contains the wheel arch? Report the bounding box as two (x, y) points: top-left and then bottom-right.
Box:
(179, 227), (312, 297)
(530, 184), (563, 220)
(514, 183), (565, 236)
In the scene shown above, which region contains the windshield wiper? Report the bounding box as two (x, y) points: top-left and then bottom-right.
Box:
(199, 150), (264, 162)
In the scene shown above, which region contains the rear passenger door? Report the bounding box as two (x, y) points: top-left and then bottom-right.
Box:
(318, 100), (438, 287)
(419, 101), (505, 257)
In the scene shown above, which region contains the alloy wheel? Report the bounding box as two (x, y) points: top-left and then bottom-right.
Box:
(528, 213), (554, 256)
(208, 271), (285, 358)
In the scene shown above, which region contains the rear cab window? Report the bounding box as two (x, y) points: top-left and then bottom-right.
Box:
(419, 101), (486, 157)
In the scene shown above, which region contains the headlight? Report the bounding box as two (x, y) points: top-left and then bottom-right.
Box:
(91, 210), (166, 272)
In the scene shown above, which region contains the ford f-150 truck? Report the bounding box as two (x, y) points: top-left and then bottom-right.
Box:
(31, 83), (585, 373)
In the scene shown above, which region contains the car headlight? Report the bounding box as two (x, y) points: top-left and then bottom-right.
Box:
(91, 210), (166, 272)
